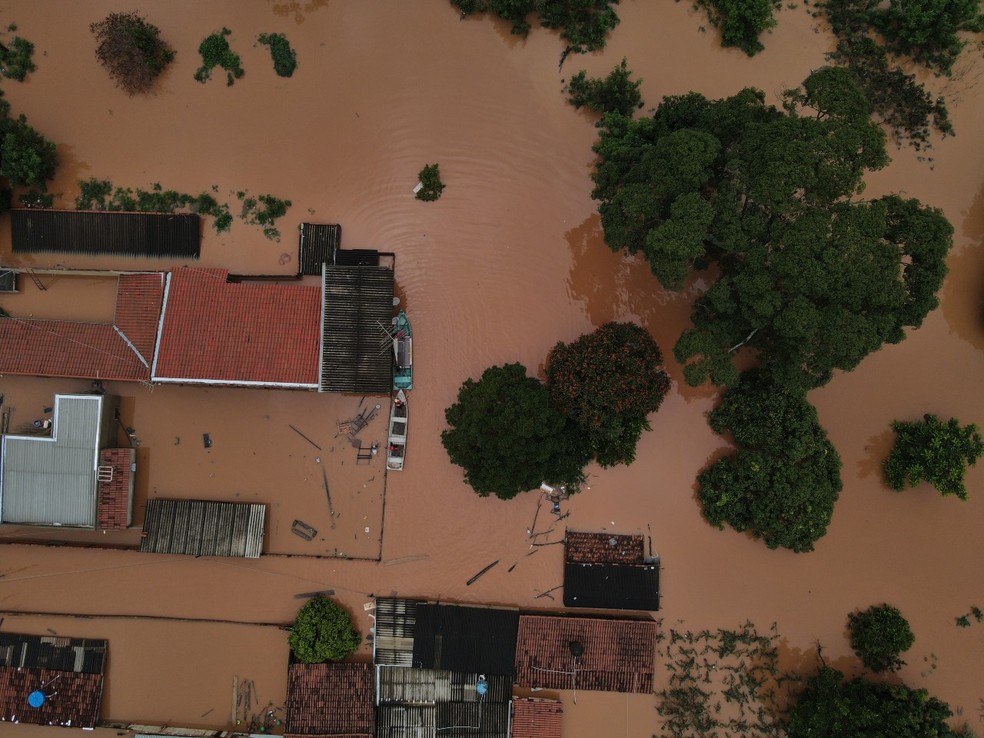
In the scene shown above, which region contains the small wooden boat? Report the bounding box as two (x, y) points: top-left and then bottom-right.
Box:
(392, 311), (413, 391)
(386, 390), (408, 471)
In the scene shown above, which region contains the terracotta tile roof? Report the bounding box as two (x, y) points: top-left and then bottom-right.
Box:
(0, 666), (104, 728)
(514, 615), (655, 694)
(0, 319), (151, 381)
(153, 268), (322, 386)
(96, 448), (133, 529)
(511, 698), (562, 738)
(564, 531), (646, 565)
(284, 662), (374, 736)
(114, 273), (165, 363)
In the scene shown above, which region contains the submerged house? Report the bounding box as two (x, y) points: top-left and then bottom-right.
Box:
(0, 263), (396, 394)
(563, 530), (660, 611)
(0, 632), (108, 729)
(0, 393), (134, 529)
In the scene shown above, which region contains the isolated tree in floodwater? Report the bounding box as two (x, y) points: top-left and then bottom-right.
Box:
(786, 665), (969, 738)
(0, 95), (57, 211)
(590, 68), (953, 391)
(442, 363), (590, 499)
(847, 603), (914, 673)
(698, 370), (842, 552)
(288, 595), (360, 663)
(565, 58), (644, 117)
(694, 0), (781, 56)
(884, 414), (984, 499)
(546, 322), (670, 467)
(90, 12), (175, 95)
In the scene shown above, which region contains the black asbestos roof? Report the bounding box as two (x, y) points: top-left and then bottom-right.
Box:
(563, 562), (660, 611)
(11, 209), (200, 258)
(0, 633), (108, 674)
(412, 603), (519, 676)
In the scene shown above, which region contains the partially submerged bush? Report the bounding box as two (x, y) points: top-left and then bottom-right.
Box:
(848, 604), (914, 673)
(239, 191), (292, 240)
(76, 178), (233, 234)
(195, 28), (244, 86)
(258, 32), (297, 77)
(415, 164), (445, 201)
(0, 25), (36, 82)
(91, 12), (175, 95)
(565, 58), (643, 116)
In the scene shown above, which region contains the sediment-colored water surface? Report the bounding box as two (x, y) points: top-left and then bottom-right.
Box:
(1, 2), (983, 736)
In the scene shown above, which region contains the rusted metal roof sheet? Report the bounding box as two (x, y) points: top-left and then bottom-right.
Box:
(139, 499), (266, 558)
(284, 662), (374, 736)
(11, 209), (201, 258)
(514, 615), (656, 694)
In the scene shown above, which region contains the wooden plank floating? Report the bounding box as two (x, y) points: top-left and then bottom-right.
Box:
(466, 559), (499, 586)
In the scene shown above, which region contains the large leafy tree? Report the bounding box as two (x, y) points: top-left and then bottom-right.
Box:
(591, 68), (952, 391)
(884, 414), (984, 499)
(442, 363), (590, 499)
(0, 95), (57, 212)
(698, 371), (842, 552)
(451, 0), (620, 52)
(91, 12), (176, 95)
(546, 322), (670, 467)
(847, 603), (914, 673)
(786, 666), (967, 738)
(288, 596), (360, 664)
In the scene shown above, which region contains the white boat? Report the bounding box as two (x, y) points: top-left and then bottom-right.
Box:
(386, 390), (408, 471)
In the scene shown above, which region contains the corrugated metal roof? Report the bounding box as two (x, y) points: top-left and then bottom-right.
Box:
(139, 499), (266, 557)
(11, 209), (201, 258)
(563, 562), (660, 611)
(0, 666), (105, 728)
(412, 604), (519, 676)
(376, 704), (436, 738)
(299, 223), (341, 276)
(284, 662), (374, 736)
(320, 266), (395, 393)
(153, 268), (322, 387)
(1, 395), (104, 527)
(378, 667), (511, 705)
(0, 634), (107, 674)
(374, 598), (419, 666)
(514, 615), (656, 694)
(436, 702), (509, 738)
(510, 698), (562, 738)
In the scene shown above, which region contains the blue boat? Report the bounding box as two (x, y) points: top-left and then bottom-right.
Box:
(392, 311), (413, 390)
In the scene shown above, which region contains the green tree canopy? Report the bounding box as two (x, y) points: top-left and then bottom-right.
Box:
(451, 0), (620, 52)
(565, 58), (643, 117)
(288, 596), (360, 664)
(591, 69), (953, 391)
(884, 414), (984, 499)
(786, 666), (965, 738)
(546, 322), (670, 467)
(90, 12), (175, 95)
(847, 603), (915, 672)
(698, 371), (842, 552)
(442, 363), (590, 499)
(696, 0), (780, 56)
(0, 95), (57, 212)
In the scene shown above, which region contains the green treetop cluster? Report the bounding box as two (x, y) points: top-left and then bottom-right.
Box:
(565, 58), (643, 117)
(288, 596), (360, 663)
(591, 67), (953, 392)
(847, 603), (915, 672)
(195, 28), (244, 85)
(695, 0), (781, 56)
(884, 414), (983, 499)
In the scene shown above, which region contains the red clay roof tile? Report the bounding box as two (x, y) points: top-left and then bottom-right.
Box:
(285, 662), (374, 736)
(97, 448), (133, 529)
(564, 531), (646, 565)
(511, 698), (562, 738)
(153, 268), (321, 386)
(514, 615), (655, 694)
(0, 667), (104, 728)
(114, 273), (165, 363)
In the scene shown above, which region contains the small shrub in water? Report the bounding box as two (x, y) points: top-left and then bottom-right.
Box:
(258, 32), (297, 77)
(416, 164), (445, 201)
(195, 28), (244, 86)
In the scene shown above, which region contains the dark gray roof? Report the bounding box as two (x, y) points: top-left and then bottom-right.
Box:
(377, 667), (511, 704)
(320, 266), (394, 393)
(140, 499), (266, 557)
(11, 209), (201, 258)
(374, 597), (419, 666)
(299, 223), (341, 276)
(0, 633), (107, 674)
(412, 603), (519, 676)
(563, 562), (660, 611)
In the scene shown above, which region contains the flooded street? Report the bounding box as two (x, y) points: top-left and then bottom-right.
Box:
(1, 1), (983, 735)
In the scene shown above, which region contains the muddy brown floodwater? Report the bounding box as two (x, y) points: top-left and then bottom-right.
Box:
(1, 1), (983, 736)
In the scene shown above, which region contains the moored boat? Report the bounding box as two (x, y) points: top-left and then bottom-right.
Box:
(392, 311), (413, 391)
(386, 390), (408, 471)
